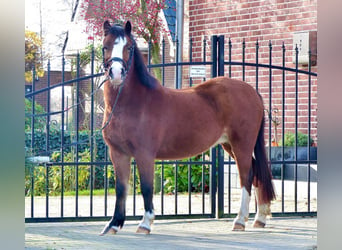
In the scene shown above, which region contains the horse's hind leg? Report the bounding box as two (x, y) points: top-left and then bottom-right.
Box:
(252, 186), (271, 228)
(100, 151), (131, 235)
(222, 143), (253, 231)
(135, 155), (155, 234)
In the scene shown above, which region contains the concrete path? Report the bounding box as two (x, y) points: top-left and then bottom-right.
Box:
(25, 217), (316, 249)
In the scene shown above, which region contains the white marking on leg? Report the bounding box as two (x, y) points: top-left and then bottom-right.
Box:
(253, 187), (271, 225)
(233, 187), (251, 226)
(100, 221), (119, 235)
(138, 210), (155, 231)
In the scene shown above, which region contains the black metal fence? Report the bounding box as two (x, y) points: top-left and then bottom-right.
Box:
(25, 35), (317, 223)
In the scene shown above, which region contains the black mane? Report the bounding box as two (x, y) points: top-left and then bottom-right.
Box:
(132, 42), (158, 89)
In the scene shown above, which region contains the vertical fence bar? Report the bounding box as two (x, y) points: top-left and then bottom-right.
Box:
(104, 147), (108, 216)
(90, 47), (95, 217)
(217, 35), (225, 218)
(203, 38), (207, 82)
(161, 163), (164, 215)
(217, 145), (224, 218)
(218, 35), (225, 77)
(242, 39), (246, 81)
(210, 35), (218, 218)
(281, 42), (286, 213)
(30, 166), (34, 218)
(307, 49), (312, 212)
(133, 164), (137, 216)
(211, 36), (218, 78)
(30, 65), (36, 218)
(189, 37), (193, 87)
(45, 164), (50, 217)
(162, 38), (165, 87)
(46, 60), (51, 217)
(210, 147), (217, 218)
(175, 38), (180, 89)
(175, 163), (178, 214)
(255, 40), (259, 91)
(75, 52), (80, 217)
(294, 45), (299, 212)
(268, 41), (272, 172)
(61, 54), (65, 218)
(228, 160), (231, 214)
(188, 163), (192, 214)
(201, 160), (205, 214)
(228, 38), (232, 78)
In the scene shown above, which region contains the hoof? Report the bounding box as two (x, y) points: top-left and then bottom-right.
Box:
(136, 226), (151, 234)
(253, 220), (266, 228)
(99, 225), (118, 236)
(232, 222), (245, 231)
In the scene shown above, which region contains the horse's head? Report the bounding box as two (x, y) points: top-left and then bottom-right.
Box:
(103, 20), (135, 85)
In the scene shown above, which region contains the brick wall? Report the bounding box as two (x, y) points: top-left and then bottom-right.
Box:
(187, 0), (318, 145)
(27, 71), (73, 112)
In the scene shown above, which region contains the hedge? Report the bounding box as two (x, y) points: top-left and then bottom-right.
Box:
(25, 128), (107, 161)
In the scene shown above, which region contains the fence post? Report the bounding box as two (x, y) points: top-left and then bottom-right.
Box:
(211, 35), (218, 78)
(218, 35), (225, 77)
(209, 35), (218, 218)
(217, 35), (225, 218)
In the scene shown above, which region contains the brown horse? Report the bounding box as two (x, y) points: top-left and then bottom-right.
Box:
(100, 20), (276, 235)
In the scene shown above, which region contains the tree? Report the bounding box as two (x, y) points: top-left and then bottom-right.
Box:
(25, 30), (45, 83)
(79, 0), (169, 80)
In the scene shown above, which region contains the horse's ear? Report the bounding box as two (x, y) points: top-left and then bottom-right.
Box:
(124, 21), (132, 36)
(103, 20), (111, 36)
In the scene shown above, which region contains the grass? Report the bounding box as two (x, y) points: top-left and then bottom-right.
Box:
(26, 188), (117, 197)
(63, 188), (116, 196)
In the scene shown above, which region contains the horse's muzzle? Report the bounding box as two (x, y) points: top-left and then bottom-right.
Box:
(105, 57), (127, 84)
(106, 63), (126, 85)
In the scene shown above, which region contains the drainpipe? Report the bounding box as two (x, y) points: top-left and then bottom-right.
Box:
(176, 0), (184, 89)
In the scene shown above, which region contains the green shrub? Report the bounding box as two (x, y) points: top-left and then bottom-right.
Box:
(25, 149), (116, 196)
(155, 151), (210, 194)
(25, 129), (107, 160)
(282, 131), (314, 147)
(25, 98), (47, 132)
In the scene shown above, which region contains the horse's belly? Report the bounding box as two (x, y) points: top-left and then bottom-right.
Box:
(155, 129), (225, 160)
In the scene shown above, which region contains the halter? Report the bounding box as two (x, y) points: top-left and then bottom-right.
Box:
(102, 41), (135, 82)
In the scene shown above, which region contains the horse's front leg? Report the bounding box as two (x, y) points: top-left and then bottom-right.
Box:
(135, 155), (155, 234)
(100, 152), (131, 235)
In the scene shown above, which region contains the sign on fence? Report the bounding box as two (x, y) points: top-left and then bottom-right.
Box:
(190, 66), (206, 78)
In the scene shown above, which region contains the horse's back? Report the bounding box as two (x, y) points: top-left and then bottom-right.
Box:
(194, 76), (264, 119)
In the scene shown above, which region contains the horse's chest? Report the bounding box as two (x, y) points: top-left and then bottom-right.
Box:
(102, 117), (136, 153)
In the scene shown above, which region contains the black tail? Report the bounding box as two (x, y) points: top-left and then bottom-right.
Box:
(254, 115), (276, 203)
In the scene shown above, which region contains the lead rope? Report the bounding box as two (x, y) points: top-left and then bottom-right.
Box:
(100, 81), (124, 131)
